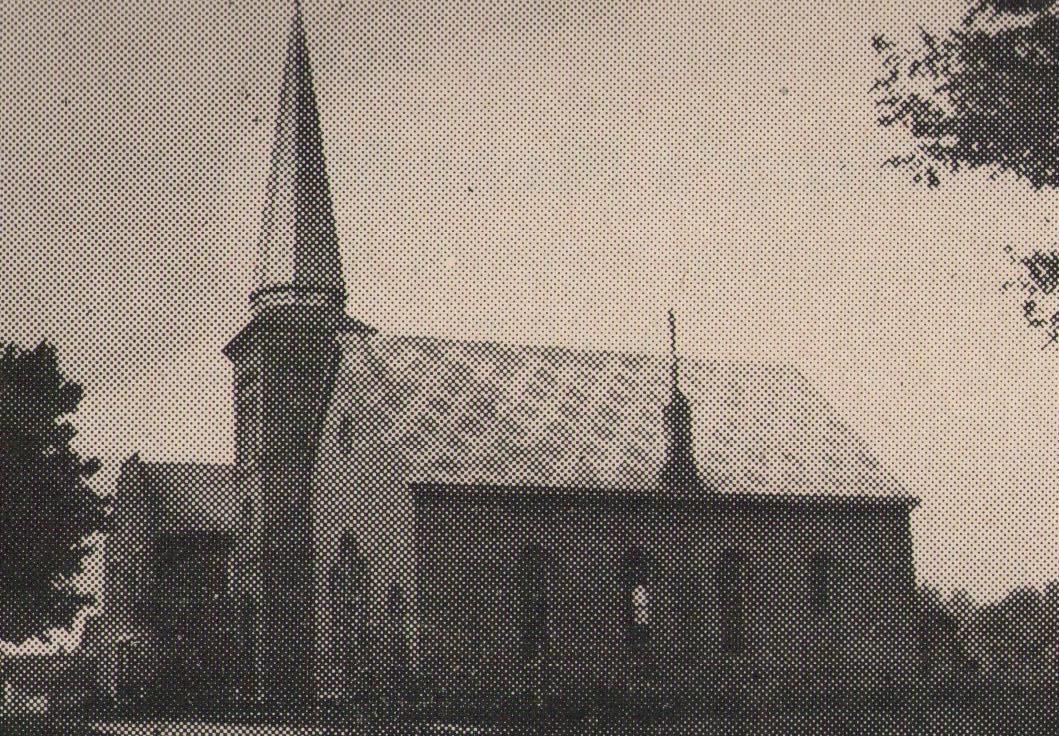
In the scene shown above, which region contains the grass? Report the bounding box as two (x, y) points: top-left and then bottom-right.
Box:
(8, 697), (1054, 736)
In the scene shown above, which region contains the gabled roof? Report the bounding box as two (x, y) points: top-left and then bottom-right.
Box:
(137, 461), (237, 534)
(326, 334), (909, 499)
(127, 334), (910, 530)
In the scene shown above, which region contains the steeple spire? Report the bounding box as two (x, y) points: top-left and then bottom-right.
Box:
(253, 0), (345, 314)
(660, 310), (702, 490)
(224, 3), (368, 707)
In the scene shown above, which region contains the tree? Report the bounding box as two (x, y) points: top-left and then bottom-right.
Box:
(0, 340), (106, 645)
(871, 0), (1059, 342)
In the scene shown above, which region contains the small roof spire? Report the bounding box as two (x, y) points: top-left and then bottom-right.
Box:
(252, 0), (346, 314)
(659, 310), (703, 491)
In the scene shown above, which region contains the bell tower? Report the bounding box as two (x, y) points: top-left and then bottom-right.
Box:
(224, 1), (371, 708)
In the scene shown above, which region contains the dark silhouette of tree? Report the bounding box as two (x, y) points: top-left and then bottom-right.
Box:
(916, 585), (961, 676)
(871, 0), (1059, 343)
(0, 341), (106, 644)
(915, 582), (1058, 683)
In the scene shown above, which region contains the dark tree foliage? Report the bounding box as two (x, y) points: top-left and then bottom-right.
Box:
(872, 1), (1059, 343)
(0, 341), (106, 644)
(873, 0), (1059, 188)
(917, 582), (1059, 679)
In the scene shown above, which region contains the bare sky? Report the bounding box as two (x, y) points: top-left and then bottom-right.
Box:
(1, 0), (1056, 608)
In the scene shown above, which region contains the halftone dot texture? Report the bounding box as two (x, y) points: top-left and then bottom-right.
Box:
(2, 0), (1056, 733)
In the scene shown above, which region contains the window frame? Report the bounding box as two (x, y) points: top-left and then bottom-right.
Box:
(520, 542), (550, 659)
(808, 550), (835, 618)
(719, 548), (746, 656)
(622, 547), (652, 652)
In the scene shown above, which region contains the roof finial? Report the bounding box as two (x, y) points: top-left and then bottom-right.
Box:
(660, 307), (703, 490)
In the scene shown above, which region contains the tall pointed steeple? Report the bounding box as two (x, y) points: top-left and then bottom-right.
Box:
(659, 310), (703, 490)
(224, 2), (367, 710)
(253, 0), (345, 313)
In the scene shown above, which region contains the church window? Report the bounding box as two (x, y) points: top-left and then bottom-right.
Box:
(518, 542), (550, 652)
(134, 554), (154, 615)
(227, 546), (237, 596)
(235, 369), (259, 468)
(239, 598), (257, 697)
(808, 551), (834, 616)
(520, 543), (549, 658)
(387, 583), (410, 670)
(623, 547), (651, 651)
(719, 549), (745, 655)
(330, 531), (368, 680)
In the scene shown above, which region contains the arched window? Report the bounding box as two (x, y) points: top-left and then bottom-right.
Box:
(520, 543), (549, 659)
(386, 583), (410, 671)
(719, 549), (745, 655)
(234, 369), (259, 468)
(330, 531), (368, 684)
(623, 547), (651, 651)
(808, 550), (834, 617)
(241, 497), (254, 530)
(227, 543), (238, 596)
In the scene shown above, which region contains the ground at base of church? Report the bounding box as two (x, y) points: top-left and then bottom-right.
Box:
(70, 702), (1055, 736)
(88, 722), (506, 736)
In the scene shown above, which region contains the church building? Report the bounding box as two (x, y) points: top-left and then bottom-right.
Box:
(94, 4), (921, 715)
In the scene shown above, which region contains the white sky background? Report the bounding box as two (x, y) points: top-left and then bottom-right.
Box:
(0, 0), (1056, 639)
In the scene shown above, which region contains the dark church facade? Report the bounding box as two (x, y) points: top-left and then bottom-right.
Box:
(92, 4), (920, 716)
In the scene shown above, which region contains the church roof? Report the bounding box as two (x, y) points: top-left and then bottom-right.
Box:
(124, 334), (911, 538)
(328, 334), (910, 500)
(137, 461), (237, 534)
(253, 2), (345, 311)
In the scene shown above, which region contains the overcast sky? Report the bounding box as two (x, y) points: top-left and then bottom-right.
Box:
(1, 0), (1056, 613)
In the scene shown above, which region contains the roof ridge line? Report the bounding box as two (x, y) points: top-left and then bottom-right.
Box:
(343, 331), (799, 371)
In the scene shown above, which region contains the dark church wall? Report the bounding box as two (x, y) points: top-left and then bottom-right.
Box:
(415, 492), (627, 701)
(95, 458), (158, 701)
(414, 486), (918, 708)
